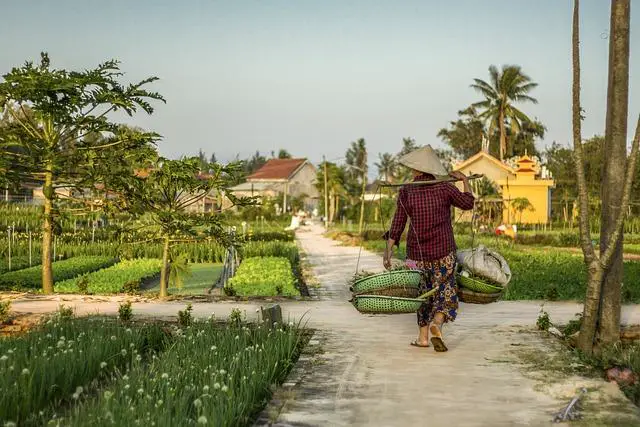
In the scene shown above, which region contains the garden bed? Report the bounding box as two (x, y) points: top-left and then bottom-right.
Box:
(54, 259), (162, 294)
(226, 257), (299, 297)
(0, 256), (118, 291)
(0, 313), (306, 427)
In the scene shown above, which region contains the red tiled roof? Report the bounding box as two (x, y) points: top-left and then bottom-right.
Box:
(247, 158), (306, 180)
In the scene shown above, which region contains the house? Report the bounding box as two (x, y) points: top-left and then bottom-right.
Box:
(227, 158), (320, 213)
(453, 151), (555, 224)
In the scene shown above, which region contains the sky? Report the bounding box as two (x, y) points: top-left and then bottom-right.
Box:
(1, 0), (639, 172)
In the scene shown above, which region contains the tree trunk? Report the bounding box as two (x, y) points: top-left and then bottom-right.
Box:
(578, 261), (605, 351)
(329, 189), (336, 224)
(598, 0), (630, 345)
(41, 168), (54, 294)
(358, 172), (367, 234)
(499, 109), (507, 161)
(335, 195), (340, 223)
(159, 236), (170, 298)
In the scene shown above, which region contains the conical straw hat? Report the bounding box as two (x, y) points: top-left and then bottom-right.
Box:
(398, 145), (448, 177)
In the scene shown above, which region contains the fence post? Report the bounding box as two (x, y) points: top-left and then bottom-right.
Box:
(7, 227), (11, 271)
(29, 231), (32, 267)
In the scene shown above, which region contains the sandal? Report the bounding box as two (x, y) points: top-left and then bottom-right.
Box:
(410, 340), (430, 348)
(429, 323), (448, 352)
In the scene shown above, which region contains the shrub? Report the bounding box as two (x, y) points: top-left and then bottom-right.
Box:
(178, 303), (193, 327)
(118, 301), (133, 322)
(0, 300), (11, 324)
(227, 257), (298, 297)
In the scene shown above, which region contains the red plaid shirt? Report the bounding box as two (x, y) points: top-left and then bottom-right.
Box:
(384, 175), (475, 261)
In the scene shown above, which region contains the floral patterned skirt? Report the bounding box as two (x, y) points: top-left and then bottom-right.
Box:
(405, 252), (458, 327)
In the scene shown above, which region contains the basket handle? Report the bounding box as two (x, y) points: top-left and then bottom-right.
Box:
(417, 288), (438, 300)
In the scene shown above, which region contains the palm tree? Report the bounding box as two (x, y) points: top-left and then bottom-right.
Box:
(471, 65), (538, 160)
(375, 153), (397, 182)
(345, 138), (368, 234)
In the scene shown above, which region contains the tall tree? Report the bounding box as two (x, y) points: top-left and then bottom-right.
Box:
(197, 149), (209, 171)
(278, 149), (292, 159)
(209, 153), (217, 164)
(345, 138), (368, 234)
(572, 0), (640, 354)
(113, 157), (253, 298)
(0, 53), (163, 293)
(316, 161), (347, 223)
(395, 137), (418, 182)
(437, 107), (487, 159)
(375, 153), (397, 182)
(471, 65), (539, 160)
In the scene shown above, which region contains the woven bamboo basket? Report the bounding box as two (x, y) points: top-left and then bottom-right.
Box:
(352, 288), (437, 314)
(351, 270), (422, 295)
(352, 295), (425, 314)
(456, 274), (504, 294)
(458, 288), (502, 304)
(351, 285), (420, 298)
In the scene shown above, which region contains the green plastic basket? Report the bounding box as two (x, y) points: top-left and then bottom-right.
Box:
(351, 270), (422, 294)
(352, 288), (437, 314)
(456, 274), (504, 294)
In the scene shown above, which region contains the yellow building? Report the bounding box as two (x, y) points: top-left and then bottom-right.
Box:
(453, 151), (555, 224)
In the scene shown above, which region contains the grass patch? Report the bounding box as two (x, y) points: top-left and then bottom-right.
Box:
(144, 263), (223, 296)
(227, 257), (298, 297)
(0, 256), (117, 291)
(0, 316), (169, 426)
(55, 259), (162, 294)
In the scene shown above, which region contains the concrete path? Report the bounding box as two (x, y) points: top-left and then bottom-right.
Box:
(5, 224), (640, 426)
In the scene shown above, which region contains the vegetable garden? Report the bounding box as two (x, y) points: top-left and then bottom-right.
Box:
(0, 311), (306, 427)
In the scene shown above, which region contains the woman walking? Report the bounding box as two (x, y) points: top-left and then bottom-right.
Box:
(383, 146), (475, 352)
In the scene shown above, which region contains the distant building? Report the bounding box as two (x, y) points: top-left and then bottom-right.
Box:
(227, 158), (319, 213)
(453, 151), (555, 224)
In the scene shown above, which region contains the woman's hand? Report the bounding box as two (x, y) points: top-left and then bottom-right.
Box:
(383, 246), (393, 270)
(449, 171), (468, 182)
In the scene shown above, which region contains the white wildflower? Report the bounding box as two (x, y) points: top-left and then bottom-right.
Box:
(136, 355), (142, 362)
(121, 349), (127, 356)
(203, 385), (210, 392)
(124, 384), (130, 390)
(137, 388), (144, 395)
(76, 386), (84, 395)
(161, 373), (169, 379)
(104, 390), (114, 400)
(157, 399), (163, 406)
(123, 375), (130, 381)
(234, 335), (239, 340)
(0, 355), (8, 362)
(219, 369), (226, 375)
(110, 336), (116, 341)
(197, 416), (208, 425)
(100, 362), (108, 369)
(126, 328), (132, 333)
(213, 382), (221, 390)
(193, 398), (202, 409)
(5, 421), (17, 427)
(21, 368), (29, 375)
(221, 385), (228, 392)
(72, 393), (79, 400)
(56, 340), (65, 349)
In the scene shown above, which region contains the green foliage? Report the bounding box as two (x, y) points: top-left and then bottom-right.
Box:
(471, 64), (540, 159)
(437, 106), (488, 159)
(118, 301), (133, 322)
(562, 313), (583, 337)
(177, 303), (193, 327)
(57, 304), (75, 321)
(54, 259), (161, 294)
(227, 257), (298, 297)
(168, 253), (191, 290)
(0, 256), (116, 290)
(0, 299), (11, 323)
(76, 274), (90, 294)
(536, 309), (551, 331)
(63, 320), (303, 427)
(229, 308), (244, 326)
(0, 317), (168, 425)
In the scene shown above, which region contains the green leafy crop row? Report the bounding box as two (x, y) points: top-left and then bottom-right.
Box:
(227, 257), (298, 297)
(55, 259), (162, 294)
(0, 256), (117, 290)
